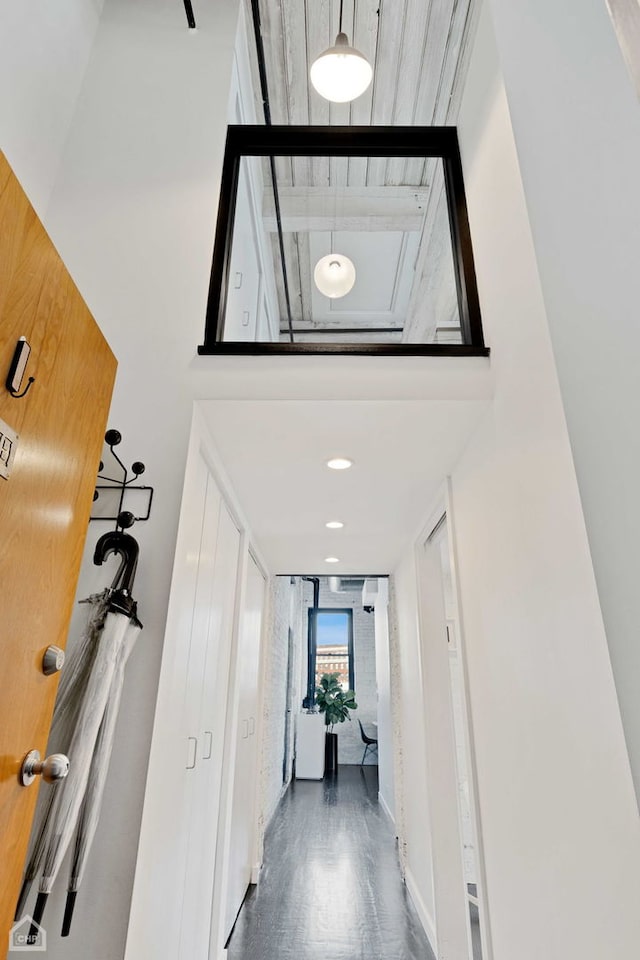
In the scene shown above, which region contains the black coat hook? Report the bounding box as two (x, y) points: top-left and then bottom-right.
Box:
(6, 338), (35, 398)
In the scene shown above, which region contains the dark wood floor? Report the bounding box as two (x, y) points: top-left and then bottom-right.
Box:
(227, 765), (436, 960)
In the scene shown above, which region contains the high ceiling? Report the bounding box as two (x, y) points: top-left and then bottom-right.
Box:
(246, 0), (478, 343)
(197, 3), (490, 576)
(256, 0), (476, 129)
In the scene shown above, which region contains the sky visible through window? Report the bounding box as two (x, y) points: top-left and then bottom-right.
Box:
(316, 611), (350, 646)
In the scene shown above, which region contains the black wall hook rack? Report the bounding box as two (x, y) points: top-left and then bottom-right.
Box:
(90, 429), (154, 529)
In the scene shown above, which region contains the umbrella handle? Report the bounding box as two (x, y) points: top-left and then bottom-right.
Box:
(62, 890), (78, 937)
(93, 531), (139, 595)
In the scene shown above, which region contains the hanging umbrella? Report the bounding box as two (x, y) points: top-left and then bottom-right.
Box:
(15, 592), (112, 921)
(62, 612), (140, 934)
(15, 532), (141, 938)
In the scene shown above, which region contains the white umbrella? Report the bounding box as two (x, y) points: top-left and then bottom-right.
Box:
(15, 591), (112, 920)
(62, 614), (141, 934)
(16, 532), (141, 938)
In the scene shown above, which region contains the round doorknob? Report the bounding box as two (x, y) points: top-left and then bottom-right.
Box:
(20, 750), (70, 787)
(42, 644), (65, 675)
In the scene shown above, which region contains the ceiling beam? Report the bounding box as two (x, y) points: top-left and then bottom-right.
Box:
(262, 186), (428, 232)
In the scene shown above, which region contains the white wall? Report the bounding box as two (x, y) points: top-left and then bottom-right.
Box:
(258, 576), (300, 835)
(392, 554), (438, 947)
(486, 0), (640, 801)
(0, 0), (104, 216)
(5, 1), (241, 957)
(373, 579), (395, 822)
(433, 4), (640, 957)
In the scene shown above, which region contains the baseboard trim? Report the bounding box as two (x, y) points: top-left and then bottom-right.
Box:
(378, 790), (395, 830)
(404, 864), (437, 955)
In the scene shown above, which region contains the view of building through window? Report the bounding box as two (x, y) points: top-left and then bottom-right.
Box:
(314, 611), (352, 691)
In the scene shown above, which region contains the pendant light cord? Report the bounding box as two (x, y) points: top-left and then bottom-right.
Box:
(250, 0), (295, 344)
(339, 0), (344, 33)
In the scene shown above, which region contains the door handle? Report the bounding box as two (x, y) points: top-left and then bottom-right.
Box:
(42, 645), (65, 676)
(186, 736), (198, 769)
(203, 731), (213, 760)
(20, 750), (69, 787)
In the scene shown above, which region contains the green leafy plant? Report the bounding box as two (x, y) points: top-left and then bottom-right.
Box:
(315, 673), (357, 733)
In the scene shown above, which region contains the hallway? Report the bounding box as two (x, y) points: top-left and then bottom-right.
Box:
(226, 765), (434, 960)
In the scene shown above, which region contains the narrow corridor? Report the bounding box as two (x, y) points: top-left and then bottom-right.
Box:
(226, 765), (435, 960)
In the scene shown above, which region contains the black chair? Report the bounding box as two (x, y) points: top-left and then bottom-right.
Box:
(358, 720), (378, 765)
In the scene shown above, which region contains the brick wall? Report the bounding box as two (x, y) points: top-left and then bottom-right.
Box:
(257, 576), (304, 841)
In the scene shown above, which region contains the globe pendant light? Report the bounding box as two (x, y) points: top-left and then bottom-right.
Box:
(310, 1), (373, 103)
(314, 254), (356, 299)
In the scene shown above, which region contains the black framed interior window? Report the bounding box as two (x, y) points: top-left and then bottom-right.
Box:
(306, 608), (355, 705)
(198, 125), (488, 357)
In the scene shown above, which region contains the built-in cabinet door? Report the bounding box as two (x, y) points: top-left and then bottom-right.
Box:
(178, 497), (241, 960)
(223, 552), (266, 940)
(223, 159), (263, 342)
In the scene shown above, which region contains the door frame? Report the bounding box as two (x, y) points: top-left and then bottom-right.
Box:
(414, 478), (493, 960)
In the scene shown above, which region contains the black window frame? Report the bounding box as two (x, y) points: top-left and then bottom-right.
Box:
(306, 607), (355, 706)
(198, 124), (488, 358)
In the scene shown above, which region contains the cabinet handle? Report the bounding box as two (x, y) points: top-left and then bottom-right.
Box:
(186, 737), (197, 769)
(203, 731), (213, 760)
(242, 719), (249, 739)
(249, 717), (255, 736)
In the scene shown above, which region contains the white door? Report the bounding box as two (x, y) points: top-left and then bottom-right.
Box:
(222, 551), (266, 940)
(178, 497), (241, 959)
(420, 515), (491, 960)
(124, 419), (247, 960)
(224, 158), (263, 342)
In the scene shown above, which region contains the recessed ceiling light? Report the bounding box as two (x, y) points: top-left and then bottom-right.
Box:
(326, 521), (344, 529)
(327, 457), (353, 470)
(325, 557), (340, 563)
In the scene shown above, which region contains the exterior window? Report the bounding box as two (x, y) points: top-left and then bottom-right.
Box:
(307, 608), (354, 705)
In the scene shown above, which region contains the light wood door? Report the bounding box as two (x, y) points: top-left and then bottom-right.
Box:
(0, 152), (116, 948)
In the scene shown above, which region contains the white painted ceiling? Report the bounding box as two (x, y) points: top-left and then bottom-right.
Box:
(246, 0), (478, 342)
(199, 394), (489, 573)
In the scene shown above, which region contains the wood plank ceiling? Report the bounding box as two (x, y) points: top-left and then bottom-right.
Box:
(251, 0), (479, 342)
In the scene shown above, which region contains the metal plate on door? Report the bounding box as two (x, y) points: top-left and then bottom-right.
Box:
(0, 416), (19, 480)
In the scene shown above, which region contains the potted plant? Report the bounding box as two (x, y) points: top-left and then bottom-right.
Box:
(315, 673), (357, 775)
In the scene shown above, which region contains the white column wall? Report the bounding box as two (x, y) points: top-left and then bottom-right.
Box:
(487, 0), (640, 799)
(393, 554), (438, 948)
(443, 4), (640, 958)
(258, 576), (297, 834)
(373, 579), (395, 823)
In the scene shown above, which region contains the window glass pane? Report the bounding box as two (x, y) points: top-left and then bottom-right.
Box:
(222, 155), (462, 346)
(315, 611), (351, 691)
